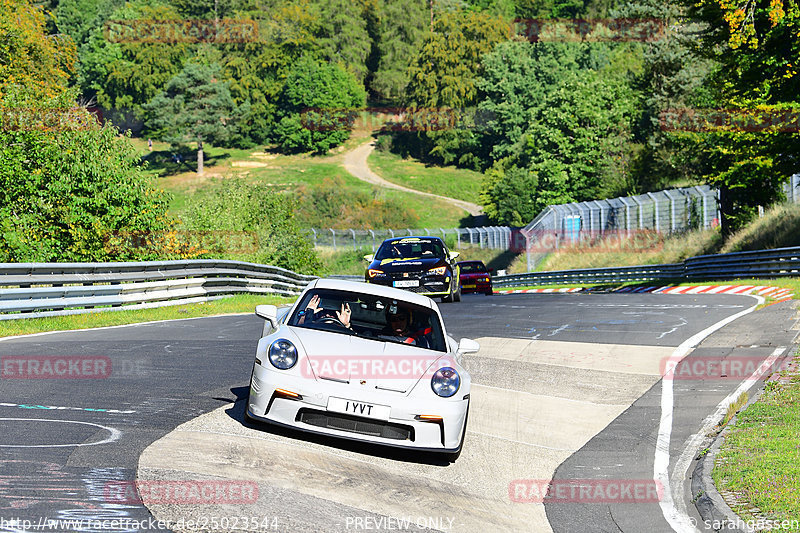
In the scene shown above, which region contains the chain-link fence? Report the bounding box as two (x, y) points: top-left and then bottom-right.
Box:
(307, 227), (513, 252)
(520, 185), (721, 270)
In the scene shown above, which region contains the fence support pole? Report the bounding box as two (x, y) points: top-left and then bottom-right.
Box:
(330, 228), (336, 251)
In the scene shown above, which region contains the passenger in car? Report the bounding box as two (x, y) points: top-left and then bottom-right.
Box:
(381, 306), (432, 348)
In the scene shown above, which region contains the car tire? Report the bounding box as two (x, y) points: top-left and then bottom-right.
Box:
(453, 285), (461, 302)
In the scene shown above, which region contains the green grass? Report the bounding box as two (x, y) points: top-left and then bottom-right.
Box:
(141, 138), (468, 228)
(0, 294), (294, 338)
(713, 354), (800, 528)
(367, 148), (484, 205)
(536, 228), (723, 271)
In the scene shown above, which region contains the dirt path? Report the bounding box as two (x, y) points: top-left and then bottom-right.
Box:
(342, 140), (484, 216)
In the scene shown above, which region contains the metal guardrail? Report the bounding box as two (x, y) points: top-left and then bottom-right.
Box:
(1, 246), (797, 320)
(493, 246), (800, 288)
(494, 264), (685, 288)
(0, 260), (318, 321)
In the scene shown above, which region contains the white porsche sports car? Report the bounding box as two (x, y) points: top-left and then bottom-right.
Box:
(246, 278), (477, 460)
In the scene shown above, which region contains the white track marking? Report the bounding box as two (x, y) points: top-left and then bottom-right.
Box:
(670, 346), (787, 525)
(655, 295), (763, 532)
(0, 418), (121, 448)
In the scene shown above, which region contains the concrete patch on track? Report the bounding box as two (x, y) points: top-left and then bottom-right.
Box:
(137, 338), (673, 532)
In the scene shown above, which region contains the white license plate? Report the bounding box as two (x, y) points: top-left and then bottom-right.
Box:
(327, 397), (391, 420)
(393, 279), (419, 288)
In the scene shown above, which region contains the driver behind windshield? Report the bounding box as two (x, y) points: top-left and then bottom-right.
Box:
(297, 294), (352, 329)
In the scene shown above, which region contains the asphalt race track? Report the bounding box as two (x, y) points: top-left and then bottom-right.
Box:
(0, 292), (797, 533)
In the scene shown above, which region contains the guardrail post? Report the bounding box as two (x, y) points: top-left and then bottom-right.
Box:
(311, 228), (317, 248)
(330, 228), (336, 251)
(350, 229), (357, 250)
(369, 230), (376, 252)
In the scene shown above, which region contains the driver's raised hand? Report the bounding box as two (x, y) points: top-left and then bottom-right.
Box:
(306, 294), (321, 314)
(336, 302), (352, 329)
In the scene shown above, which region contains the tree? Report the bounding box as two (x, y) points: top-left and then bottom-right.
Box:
(477, 40), (638, 224)
(216, 0), (322, 144)
(78, 0), (190, 113)
(369, 0), (429, 100)
(399, 9), (510, 165)
(184, 180), (322, 275)
(671, 0), (800, 235)
(0, 0), (76, 100)
(313, 0), (372, 82)
(55, 0), (115, 48)
(0, 97), (172, 262)
(143, 62), (246, 174)
(273, 57), (367, 153)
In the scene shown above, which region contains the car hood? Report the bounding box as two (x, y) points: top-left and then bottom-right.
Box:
(286, 326), (454, 394)
(370, 257), (446, 273)
(460, 272), (489, 279)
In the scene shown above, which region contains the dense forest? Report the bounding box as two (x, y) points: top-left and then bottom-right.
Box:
(1, 0), (798, 267)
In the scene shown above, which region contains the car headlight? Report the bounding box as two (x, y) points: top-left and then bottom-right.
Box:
(268, 339), (298, 370)
(480, 277), (490, 282)
(368, 269), (385, 278)
(428, 266), (447, 276)
(431, 367), (460, 397)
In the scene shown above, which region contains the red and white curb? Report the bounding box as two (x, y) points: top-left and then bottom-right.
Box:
(496, 285), (794, 299)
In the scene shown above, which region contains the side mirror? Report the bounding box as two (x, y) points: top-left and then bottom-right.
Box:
(457, 338), (480, 355)
(363, 254), (374, 262)
(255, 304), (278, 329)
(449, 251), (460, 260)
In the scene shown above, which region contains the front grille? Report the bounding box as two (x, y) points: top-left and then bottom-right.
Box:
(296, 408), (414, 441)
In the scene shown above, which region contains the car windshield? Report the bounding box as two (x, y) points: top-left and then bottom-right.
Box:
(459, 262), (486, 273)
(287, 289), (447, 352)
(374, 238), (445, 261)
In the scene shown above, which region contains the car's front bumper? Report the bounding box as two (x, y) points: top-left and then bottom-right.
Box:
(247, 364), (468, 452)
(460, 280), (492, 293)
(365, 275), (452, 297)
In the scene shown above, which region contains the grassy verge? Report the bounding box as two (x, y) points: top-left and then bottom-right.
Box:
(367, 149), (484, 205)
(712, 352), (800, 527)
(137, 137), (468, 228)
(534, 203), (800, 273)
(0, 294), (294, 338)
